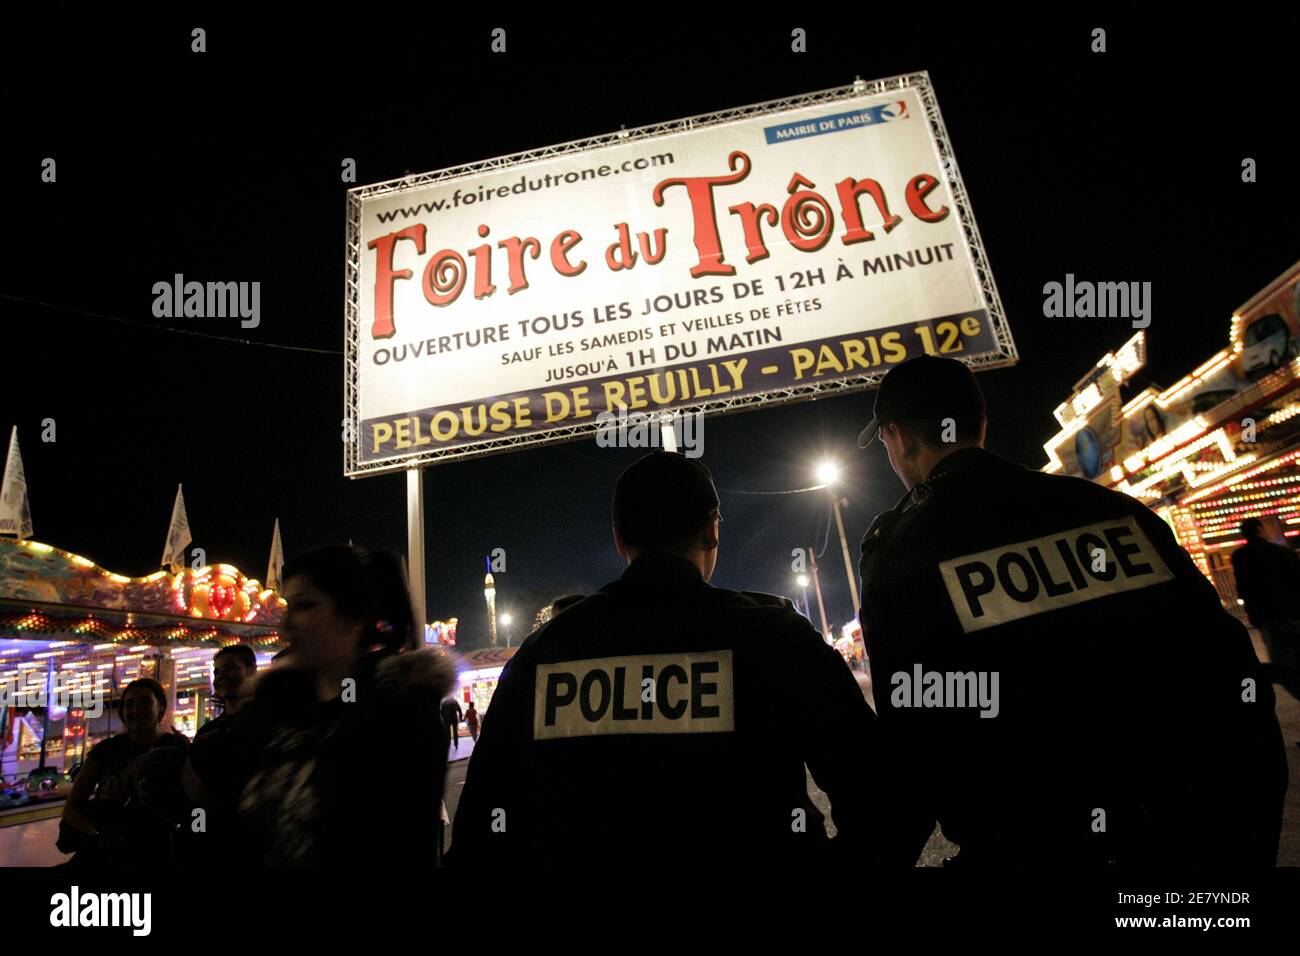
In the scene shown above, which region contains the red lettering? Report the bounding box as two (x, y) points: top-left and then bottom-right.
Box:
(727, 202), (777, 263)
(422, 249), (466, 307)
(781, 174), (834, 253)
(470, 224), (495, 299)
(653, 151), (753, 278)
(605, 222), (638, 272)
(367, 225), (425, 339)
(498, 236), (541, 294)
(550, 230), (587, 277)
(905, 174), (950, 223)
(637, 228), (668, 265)
(835, 177), (901, 245)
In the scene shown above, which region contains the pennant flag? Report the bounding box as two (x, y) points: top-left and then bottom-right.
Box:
(267, 518), (284, 591)
(0, 426), (34, 539)
(161, 484), (192, 572)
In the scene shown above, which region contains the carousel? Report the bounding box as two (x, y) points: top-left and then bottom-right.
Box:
(0, 537), (284, 786)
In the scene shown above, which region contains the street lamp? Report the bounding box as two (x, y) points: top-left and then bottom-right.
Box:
(501, 612), (514, 648)
(795, 574), (810, 619)
(817, 459), (861, 619)
(816, 461), (841, 487)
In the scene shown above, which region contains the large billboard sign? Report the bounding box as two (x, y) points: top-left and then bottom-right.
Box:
(345, 72), (1016, 475)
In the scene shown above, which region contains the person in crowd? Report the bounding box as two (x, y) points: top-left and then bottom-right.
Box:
(198, 644), (258, 737)
(60, 678), (189, 868)
(856, 355), (1287, 866)
(170, 644), (258, 866)
(450, 451), (911, 868)
(1232, 517), (1300, 696)
(182, 545), (455, 866)
(464, 701), (480, 743)
(442, 696), (463, 752)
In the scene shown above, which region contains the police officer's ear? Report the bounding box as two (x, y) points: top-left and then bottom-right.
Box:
(613, 523), (632, 559)
(884, 420), (918, 457)
(701, 509), (721, 551)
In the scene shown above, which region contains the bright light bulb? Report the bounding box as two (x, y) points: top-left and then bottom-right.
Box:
(796, 574), (810, 588)
(817, 462), (840, 486)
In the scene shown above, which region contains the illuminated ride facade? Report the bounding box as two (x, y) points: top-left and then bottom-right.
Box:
(1042, 262), (1300, 617)
(455, 646), (517, 719)
(0, 538), (284, 782)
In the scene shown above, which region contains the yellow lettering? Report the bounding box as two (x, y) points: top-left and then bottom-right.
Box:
(513, 396), (532, 429)
(722, 358), (747, 390)
(881, 331), (906, 362)
(489, 400), (513, 432)
(431, 411), (459, 440)
(626, 376), (649, 409)
(604, 380), (627, 409)
(412, 415), (432, 445)
(814, 346), (845, 376)
(842, 339), (868, 370)
(544, 391), (571, 423)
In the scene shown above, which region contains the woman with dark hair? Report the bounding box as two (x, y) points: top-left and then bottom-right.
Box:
(184, 545), (455, 866)
(60, 677), (189, 868)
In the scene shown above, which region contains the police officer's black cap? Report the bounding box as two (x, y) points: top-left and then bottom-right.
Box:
(857, 355), (987, 447)
(613, 452), (719, 548)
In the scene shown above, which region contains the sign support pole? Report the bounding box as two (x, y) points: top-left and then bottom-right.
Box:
(809, 547), (831, 640)
(659, 412), (678, 453)
(406, 466), (427, 648)
(830, 491), (861, 615)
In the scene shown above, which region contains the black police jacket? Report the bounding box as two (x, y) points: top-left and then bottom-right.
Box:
(449, 552), (910, 868)
(858, 446), (1288, 866)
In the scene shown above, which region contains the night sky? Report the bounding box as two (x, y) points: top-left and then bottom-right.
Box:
(3, 16), (1296, 649)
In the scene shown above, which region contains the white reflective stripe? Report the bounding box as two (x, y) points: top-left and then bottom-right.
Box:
(533, 650), (735, 740)
(938, 516), (1175, 633)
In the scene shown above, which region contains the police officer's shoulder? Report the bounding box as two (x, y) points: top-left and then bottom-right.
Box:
(737, 589), (797, 612)
(505, 593), (617, 661)
(706, 583), (797, 615)
(707, 583), (830, 650)
(862, 497), (933, 562)
(1032, 469), (1162, 519)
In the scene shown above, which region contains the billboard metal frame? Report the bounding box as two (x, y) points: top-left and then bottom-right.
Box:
(344, 71), (1016, 476)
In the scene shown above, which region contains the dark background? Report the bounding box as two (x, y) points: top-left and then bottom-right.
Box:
(3, 15), (1296, 647)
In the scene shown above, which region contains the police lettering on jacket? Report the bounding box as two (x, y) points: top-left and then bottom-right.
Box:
(533, 651), (735, 740)
(938, 516), (1175, 633)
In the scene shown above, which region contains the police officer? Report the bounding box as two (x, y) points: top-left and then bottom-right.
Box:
(856, 355), (1288, 866)
(449, 451), (909, 867)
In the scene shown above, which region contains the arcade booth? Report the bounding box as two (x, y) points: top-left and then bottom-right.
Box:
(0, 538), (284, 786)
(835, 619), (866, 671)
(455, 646), (518, 718)
(1042, 261), (1300, 615)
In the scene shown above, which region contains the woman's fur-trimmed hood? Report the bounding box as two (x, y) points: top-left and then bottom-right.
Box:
(371, 645), (458, 700)
(237, 645), (458, 717)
